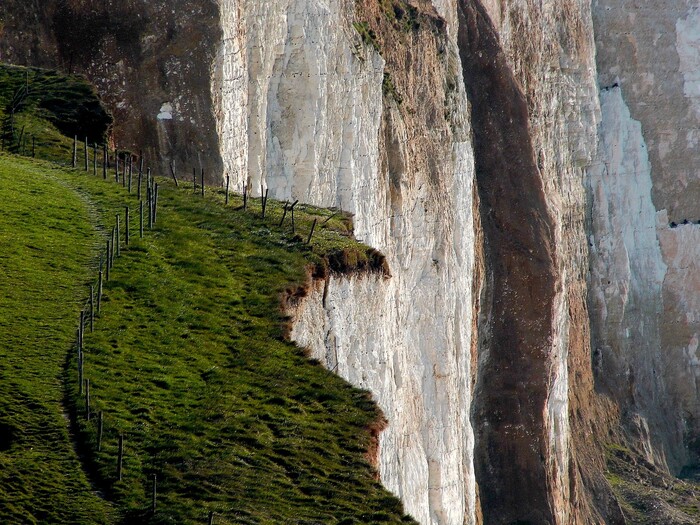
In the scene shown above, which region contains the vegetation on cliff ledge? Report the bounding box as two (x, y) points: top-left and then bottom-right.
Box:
(0, 63), (410, 524)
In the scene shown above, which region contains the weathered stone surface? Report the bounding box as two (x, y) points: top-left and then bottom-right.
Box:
(0, 0), (223, 178)
(591, 0), (700, 477)
(3, 0), (700, 523)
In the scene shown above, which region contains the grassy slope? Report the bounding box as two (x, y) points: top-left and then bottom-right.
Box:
(0, 153), (114, 523)
(0, 64), (111, 163)
(0, 152), (413, 524)
(605, 444), (700, 524)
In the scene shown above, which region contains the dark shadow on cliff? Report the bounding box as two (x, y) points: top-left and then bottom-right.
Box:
(456, 1), (558, 523)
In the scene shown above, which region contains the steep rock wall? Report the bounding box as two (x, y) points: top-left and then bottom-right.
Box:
(0, 0), (223, 177)
(218, 2), (479, 523)
(592, 0), (700, 473)
(457, 1), (615, 523)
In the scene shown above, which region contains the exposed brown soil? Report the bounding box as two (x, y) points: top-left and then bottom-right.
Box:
(457, 1), (558, 522)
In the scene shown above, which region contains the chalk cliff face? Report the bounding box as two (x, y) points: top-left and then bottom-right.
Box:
(3, 0), (700, 523)
(218, 2), (478, 522)
(591, 1), (700, 476)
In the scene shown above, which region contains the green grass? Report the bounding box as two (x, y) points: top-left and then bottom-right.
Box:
(0, 63), (111, 162)
(0, 152), (411, 524)
(604, 442), (700, 524)
(0, 153), (114, 523)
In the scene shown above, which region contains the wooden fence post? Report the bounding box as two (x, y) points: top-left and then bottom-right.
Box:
(84, 137), (89, 171)
(290, 200), (299, 233)
(208, 511), (215, 525)
(307, 219), (317, 244)
(32, 136), (35, 157)
(140, 200), (144, 239)
(97, 270), (103, 313)
(72, 135), (77, 168)
(147, 187), (153, 230)
(116, 215), (120, 257)
(115, 151), (119, 183)
(125, 207), (130, 246)
(193, 167), (197, 191)
(279, 201), (289, 227)
(103, 144), (107, 180)
(122, 154), (126, 188)
(225, 175), (230, 205)
(153, 184), (159, 225)
(243, 183), (248, 210)
(262, 188), (269, 218)
(201, 169), (205, 197)
(169, 163), (179, 187)
(128, 157), (133, 193)
(117, 434), (124, 481)
(93, 143), (97, 175)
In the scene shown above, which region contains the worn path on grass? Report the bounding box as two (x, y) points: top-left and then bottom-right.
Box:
(0, 153), (113, 523)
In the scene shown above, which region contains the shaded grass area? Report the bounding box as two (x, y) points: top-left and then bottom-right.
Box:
(2, 152), (411, 523)
(0, 63), (111, 162)
(605, 444), (700, 524)
(0, 153), (114, 523)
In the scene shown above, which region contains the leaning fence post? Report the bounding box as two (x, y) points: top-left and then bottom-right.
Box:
(279, 201), (289, 227)
(117, 434), (124, 481)
(307, 219), (317, 244)
(169, 162), (179, 187)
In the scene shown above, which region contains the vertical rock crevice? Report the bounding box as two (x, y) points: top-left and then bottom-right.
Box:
(456, 1), (558, 522)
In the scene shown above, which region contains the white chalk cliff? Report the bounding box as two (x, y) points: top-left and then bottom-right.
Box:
(211, 0), (700, 523)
